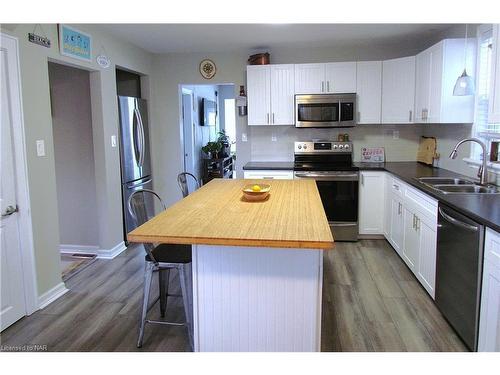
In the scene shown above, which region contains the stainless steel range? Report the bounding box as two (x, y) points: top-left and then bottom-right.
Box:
(294, 141), (359, 241)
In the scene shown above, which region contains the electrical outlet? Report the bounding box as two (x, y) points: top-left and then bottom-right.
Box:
(36, 140), (45, 157)
(393, 130), (400, 140)
(242, 133), (248, 142)
(111, 135), (117, 148)
(271, 133), (277, 142)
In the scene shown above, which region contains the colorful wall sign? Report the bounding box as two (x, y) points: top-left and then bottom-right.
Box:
(59, 25), (92, 62)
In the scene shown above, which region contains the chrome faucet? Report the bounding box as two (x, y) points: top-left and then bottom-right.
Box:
(449, 138), (488, 185)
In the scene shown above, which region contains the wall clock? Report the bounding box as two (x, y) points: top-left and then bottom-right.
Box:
(199, 59), (217, 79)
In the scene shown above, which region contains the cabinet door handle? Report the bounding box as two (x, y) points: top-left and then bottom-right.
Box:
(267, 113), (270, 124)
(361, 174), (364, 185)
(398, 202), (402, 215)
(327, 81), (330, 92)
(262, 176), (274, 179)
(272, 113), (275, 124)
(409, 110), (412, 122)
(393, 184), (399, 190)
(321, 81), (324, 92)
(416, 217), (420, 231)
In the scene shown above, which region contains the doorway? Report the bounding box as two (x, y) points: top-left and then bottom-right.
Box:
(180, 83), (235, 188)
(48, 62), (99, 280)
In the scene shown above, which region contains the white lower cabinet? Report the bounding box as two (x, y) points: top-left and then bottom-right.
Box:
(243, 170), (294, 180)
(358, 171), (385, 235)
(383, 175), (438, 298)
(479, 228), (500, 351)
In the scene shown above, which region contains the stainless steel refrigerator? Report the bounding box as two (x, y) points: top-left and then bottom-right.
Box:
(118, 96), (154, 238)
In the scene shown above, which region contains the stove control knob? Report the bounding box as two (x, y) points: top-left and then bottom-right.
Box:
(303, 144), (307, 149)
(339, 144), (344, 149)
(344, 144), (350, 149)
(333, 144), (338, 149)
(298, 145), (302, 149)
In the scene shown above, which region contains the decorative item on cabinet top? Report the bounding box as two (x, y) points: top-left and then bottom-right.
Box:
(199, 59), (217, 79)
(236, 85), (247, 116)
(248, 53), (270, 65)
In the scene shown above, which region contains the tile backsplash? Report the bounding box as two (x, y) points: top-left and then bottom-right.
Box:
(248, 124), (424, 162)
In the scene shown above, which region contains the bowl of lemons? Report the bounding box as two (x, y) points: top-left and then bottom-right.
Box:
(242, 183), (271, 201)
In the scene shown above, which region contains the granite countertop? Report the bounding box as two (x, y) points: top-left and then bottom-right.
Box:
(243, 161), (294, 170)
(356, 162), (500, 232)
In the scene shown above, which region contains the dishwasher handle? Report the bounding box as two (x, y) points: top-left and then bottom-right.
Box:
(438, 207), (479, 232)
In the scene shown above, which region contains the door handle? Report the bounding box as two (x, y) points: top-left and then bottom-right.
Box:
(1, 205), (18, 217)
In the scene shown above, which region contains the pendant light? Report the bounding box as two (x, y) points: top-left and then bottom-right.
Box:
(453, 24), (475, 96)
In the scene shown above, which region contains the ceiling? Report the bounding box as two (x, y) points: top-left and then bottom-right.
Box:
(99, 24), (459, 54)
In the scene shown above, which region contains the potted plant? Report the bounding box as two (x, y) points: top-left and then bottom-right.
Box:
(202, 141), (223, 159)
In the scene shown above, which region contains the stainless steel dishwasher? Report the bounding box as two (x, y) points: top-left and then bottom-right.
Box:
(435, 203), (484, 351)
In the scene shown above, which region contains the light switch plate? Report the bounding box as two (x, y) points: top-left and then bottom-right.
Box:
(241, 133), (248, 142)
(111, 135), (117, 148)
(36, 140), (45, 156)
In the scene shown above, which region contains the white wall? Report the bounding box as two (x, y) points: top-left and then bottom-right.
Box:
(0, 24), (153, 297)
(49, 62), (98, 248)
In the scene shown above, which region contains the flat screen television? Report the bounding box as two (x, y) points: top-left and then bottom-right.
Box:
(201, 98), (217, 126)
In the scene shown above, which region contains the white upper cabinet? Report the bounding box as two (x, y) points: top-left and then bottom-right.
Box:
(415, 39), (476, 124)
(325, 62), (357, 93)
(294, 63), (325, 94)
(247, 65), (271, 125)
(356, 61), (382, 124)
(247, 65), (294, 126)
(489, 24), (500, 124)
(270, 64), (295, 125)
(382, 56), (416, 123)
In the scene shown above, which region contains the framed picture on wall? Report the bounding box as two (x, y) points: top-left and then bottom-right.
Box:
(58, 24), (92, 62)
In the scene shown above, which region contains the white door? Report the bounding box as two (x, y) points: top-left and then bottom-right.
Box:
(0, 43), (27, 331)
(358, 171), (385, 234)
(402, 208), (419, 272)
(389, 196), (404, 256)
(416, 217), (437, 298)
(325, 62), (357, 93)
(415, 48), (432, 123)
(270, 64), (295, 125)
(381, 56), (416, 123)
(247, 65), (271, 125)
(182, 92), (200, 192)
(294, 63), (325, 94)
(356, 61), (382, 124)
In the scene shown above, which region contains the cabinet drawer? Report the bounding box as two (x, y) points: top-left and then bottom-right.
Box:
(390, 177), (406, 198)
(405, 185), (438, 222)
(243, 170), (294, 180)
(485, 228), (500, 267)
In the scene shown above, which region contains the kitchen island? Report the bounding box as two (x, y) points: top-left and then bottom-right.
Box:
(128, 179), (333, 352)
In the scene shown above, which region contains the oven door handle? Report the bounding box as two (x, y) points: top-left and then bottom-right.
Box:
(294, 172), (359, 181)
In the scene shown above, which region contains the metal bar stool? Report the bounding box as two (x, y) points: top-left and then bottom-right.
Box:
(177, 172), (200, 198)
(127, 189), (193, 349)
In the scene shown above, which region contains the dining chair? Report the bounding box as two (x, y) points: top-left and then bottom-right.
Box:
(127, 189), (193, 349)
(177, 172), (200, 198)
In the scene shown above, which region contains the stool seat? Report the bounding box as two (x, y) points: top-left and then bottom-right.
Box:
(146, 244), (192, 264)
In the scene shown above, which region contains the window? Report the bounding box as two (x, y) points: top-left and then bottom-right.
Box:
(471, 24), (500, 160)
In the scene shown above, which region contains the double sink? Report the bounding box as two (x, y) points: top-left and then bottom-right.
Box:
(416, 177), (500, 194)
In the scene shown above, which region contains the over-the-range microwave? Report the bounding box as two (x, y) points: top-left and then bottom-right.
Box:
(295, 93), (357, 128)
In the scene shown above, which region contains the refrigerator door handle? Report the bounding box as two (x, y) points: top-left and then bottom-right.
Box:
(134, 107), (145, 168)
(126, 178), (152, 189)
(132, 108), (141, 167)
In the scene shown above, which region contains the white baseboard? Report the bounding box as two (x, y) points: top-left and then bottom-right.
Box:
(60, 244), (99, 255)
(59, 241), (127, 260)
(38, 282), (69, 310)
(96, 241), (127, 259)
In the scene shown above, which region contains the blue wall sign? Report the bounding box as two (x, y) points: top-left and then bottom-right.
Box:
(59, 25), (92, 62)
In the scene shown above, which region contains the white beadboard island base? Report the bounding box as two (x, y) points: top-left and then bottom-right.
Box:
(191, 244), (323, 352)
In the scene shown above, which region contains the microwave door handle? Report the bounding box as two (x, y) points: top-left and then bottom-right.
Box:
(438, 207), (479, 232)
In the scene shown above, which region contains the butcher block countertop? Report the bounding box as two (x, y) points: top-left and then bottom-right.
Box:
(128, 179), (334, 249)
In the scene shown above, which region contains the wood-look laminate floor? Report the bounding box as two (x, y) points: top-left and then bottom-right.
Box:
(0, 240), (467, 352)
